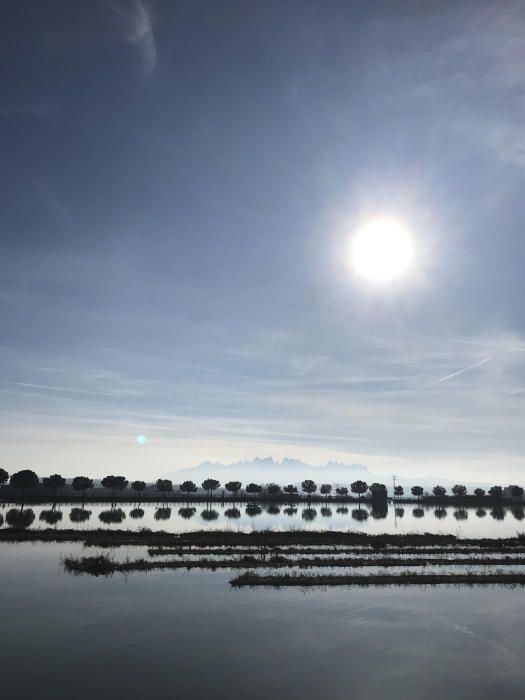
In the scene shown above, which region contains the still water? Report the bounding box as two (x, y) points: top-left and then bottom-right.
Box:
(1, 500), (524, 537)
(1, 539), (525, 699)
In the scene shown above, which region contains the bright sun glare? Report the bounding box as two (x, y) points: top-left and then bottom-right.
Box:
(351, 218), (415, 283)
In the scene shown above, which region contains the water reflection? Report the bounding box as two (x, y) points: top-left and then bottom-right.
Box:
(39, 509), (63, 525)
(201, 509), (219, 521)
(434, 507), (447, 519)
(245, 504), (262, 517)
(302, 508), (317, 521)
(155, 507), (172, 521)
(395, 508), (405, 518)
(321, 507), (333, 518)
(476, 508), (486, 518)
(224, 508), (241, 519)
(352, 508), (368, 522)
(266, 504), (280, 515)
(454, 508), (468, 521)
(412, 508), (424, 519)
(6, 508), (35, 528)
(178, 507), (196, 520)
(129, 508), (145, 519)
(336, 507), (349, 515)
(512, 507), (525, 521)
(491, 507), (506, 521)
(70, 508), (92, 523)
(0, 513), (3, 527)
(284, 506), (298, 516)
(99, 508), (126, 524)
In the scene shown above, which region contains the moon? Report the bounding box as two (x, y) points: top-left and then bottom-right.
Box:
(350, 218), (415, 283)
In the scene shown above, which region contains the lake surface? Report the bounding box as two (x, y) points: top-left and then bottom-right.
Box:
(1, 500), (524, 537)
(2, 538), (525, 699)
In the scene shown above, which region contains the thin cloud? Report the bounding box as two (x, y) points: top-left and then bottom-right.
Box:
(113, 0), (157, 78)
(423, 356), (494, 389)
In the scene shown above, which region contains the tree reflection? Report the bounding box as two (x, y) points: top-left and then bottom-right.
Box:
(224, 508), (241, 519)
(336, 507), (349, 515)
(154, 507), (172, 521)
(412, 508), (424, 518)
(284, 507), (298, 516)
(453, 508), (468, 520)
(395, 508), (405, 518)
(302, 508), (317, 522)
(434, 507), (447, 520)
(476, 508), (487, 518)
(201, 508), (219, 521)
(245, 504), (262, 517)
(266, 504), (280, 515)
(99, 508), (126, 524)
(491, 507), (506, 521)
(129, 508), (145, 519)
(39, 509), (63, 525)
(70, 507), (92, 523)
(6, 508), (35, 529)
(512, 506), (525, 521)
(352, 508), (369, 522)
(0, 513), (3, 527)
(320, 507), (333, 518)
(178, 507), (196, 520)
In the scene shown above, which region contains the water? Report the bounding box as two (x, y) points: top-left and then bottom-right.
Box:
(2, 539), (525, 698)
(1, 501), (524, 537)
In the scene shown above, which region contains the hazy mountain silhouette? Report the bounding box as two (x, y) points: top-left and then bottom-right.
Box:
(163, 457), (368, 485)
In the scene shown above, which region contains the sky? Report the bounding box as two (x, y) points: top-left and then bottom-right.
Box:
(2, 0), (525, 482)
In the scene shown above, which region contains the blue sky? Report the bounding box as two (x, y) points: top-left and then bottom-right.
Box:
(2, 0), (525, 481)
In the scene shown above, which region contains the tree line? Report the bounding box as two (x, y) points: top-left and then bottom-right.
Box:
(0, 468), (521, 502)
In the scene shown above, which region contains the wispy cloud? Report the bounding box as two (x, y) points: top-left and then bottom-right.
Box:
(113, 0), (157, 78)
(422, 355), (494, 389)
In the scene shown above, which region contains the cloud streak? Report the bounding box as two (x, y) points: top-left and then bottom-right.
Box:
(423, 356), (494, 389)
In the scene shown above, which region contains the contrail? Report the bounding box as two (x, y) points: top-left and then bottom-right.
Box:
(424, 355), (493, 388)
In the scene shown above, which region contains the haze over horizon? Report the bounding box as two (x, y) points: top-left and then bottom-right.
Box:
(3, 1), (525, 483)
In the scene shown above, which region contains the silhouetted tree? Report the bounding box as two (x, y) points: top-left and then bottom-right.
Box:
(246, 483), (262, 498)
(320, 484), (332, 500)
(202, 479), (220, 500)
(476, 508), (487, 518)
(394, 485), (404, 499)
(0, 468), (9, 488)
(488, 485), (503, 499)
(39, 509), (63, 525)
(43, 474), (66, 502)
(434, 507), (447, 519)
(245, 504), (262, 517)
(180, 480), (197, 500)
(453, 508), (468, 520)
(10, 470), (39, 501)
(99, 508), (126, 524)
(301, 480), (317, 501)
(411, 486), (424, 502)
(452, 484), (467, 498)
(156, 479), (173, 500)
(336, 506), (349, 514)
(72, 476), (94, 501)
(225, 481), (242, 500)
(179, 507), (196, 519)
(352, 508), (368, 521)
(101, 476), (128, 501)
(70, 507), (91, 523)
(6, 508), (35, 528)
(432, 485), (447, 497)
(267, 483), (281, 497)
(473, 488), (485, 498)
(155, 507), (171, 520)
(302, 507), (317, 521)
(351, 480), (368, 504)
(283, 484), (298, 499)
(321, 507), (333, 518)
(224, 507), (241, 519)
(131, 480), (147, 501)
(335, 487), (348, 497)
(511, 485), (524, 499)
(412, 508), (424, 518)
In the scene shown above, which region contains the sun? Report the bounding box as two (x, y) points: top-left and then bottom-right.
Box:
(350, 217), (415, 283)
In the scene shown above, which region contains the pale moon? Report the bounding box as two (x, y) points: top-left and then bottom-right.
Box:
(351, 218), (415, 282)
